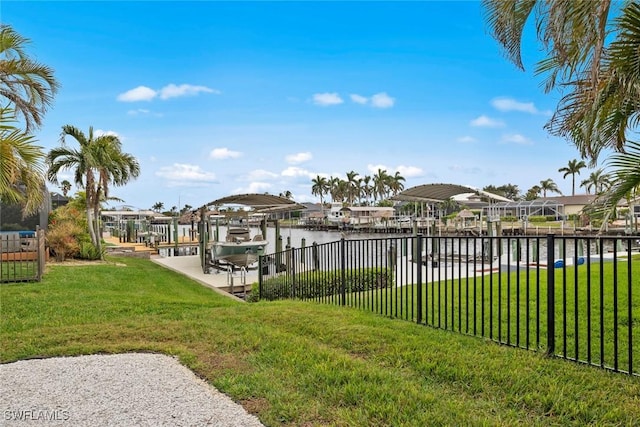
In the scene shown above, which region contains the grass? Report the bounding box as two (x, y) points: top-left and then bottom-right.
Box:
(2, 257), (640, 426)
(0, 260), (38, 282)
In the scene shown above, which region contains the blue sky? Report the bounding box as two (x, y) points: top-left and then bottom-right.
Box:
(5, 1), (596, 210)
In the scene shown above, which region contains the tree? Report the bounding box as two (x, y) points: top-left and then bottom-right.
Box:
(311, 175), (329, 205)
(524, 185), (542, 201)
(558, 159), (587, 196)
(47, 126), (140, 256)
(389, 171), (406, 196)
(372, 168), (390, 202)
(152, 202), (164, 212)
(0, 24), (59, 132)
(345, 170), (359, 205)
(59, 179), (71, 197)
(0, 107), (45, 215)
(482, 0), (640, 212)
(580, 169), (611, 195)
(539, 179), (562, 198)
(279, 190), (292, 200)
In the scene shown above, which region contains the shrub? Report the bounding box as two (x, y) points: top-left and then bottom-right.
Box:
(46, 220), (82, 261)
(250, 267), (392, 302)
(528, 215), (547, 223)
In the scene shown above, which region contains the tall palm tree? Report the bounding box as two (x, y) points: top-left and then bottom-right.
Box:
(361, 175), (373, 206)
(558, 159), (587, 196)
(47, 125), (140, 255)
(152, 202), (164, 212)
(311, 175), (329, 205)
(372, 168), (390, 202)
(539, 179), (562, 198)
(482, 1), (640, 209)
(345, 171), (359, 205)
(59, 179), (71, 197)
(580, 169), (611, 195)
(0, 24), (59, 132)
(389, 171), (406, 196)
(525, 185), (542, 201)
(0, 107), (45, 215)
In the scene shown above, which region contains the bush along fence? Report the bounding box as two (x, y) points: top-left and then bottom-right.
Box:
(256, 234), (640, 376)
(0, 229), (46, 283)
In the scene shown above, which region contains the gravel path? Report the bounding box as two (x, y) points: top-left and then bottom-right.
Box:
(0, 353), (265, 426)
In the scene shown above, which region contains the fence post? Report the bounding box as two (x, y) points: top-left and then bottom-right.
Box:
(546, 233), (556, 356)
(416, 234), (423, 324)
(341, 238), (346, 306)
(258, 254), (263, 300)
(291, 248), (296, 299)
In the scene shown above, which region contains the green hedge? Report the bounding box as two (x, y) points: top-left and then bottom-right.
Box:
(250, 267), (392, 302)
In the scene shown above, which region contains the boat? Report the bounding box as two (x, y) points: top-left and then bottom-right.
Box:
(209, 212), (269, 268)
(200, 193), (304, 271)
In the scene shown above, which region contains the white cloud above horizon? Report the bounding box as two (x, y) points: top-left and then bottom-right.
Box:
(117, 84), (219, 102)
(285, 152), (312, 164)
(281, 166), (314, 179)
(349, 92), (395, 108)
(209, 147), (243, 159)
(241, 169), (279, 181)
(232, 182), (272, 194)
(312, 92), (343, 106)
(470, 115), (505, 128)
(155, 163), (217, 187)
(491, 97), (551, 115)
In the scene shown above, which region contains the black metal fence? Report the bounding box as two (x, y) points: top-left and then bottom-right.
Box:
(257, 234), (639, 376)
(0, 230), (46, 283)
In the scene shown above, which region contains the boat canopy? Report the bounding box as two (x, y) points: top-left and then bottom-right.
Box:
(203, 193), (301, 210)
(392, 183), (512, 203)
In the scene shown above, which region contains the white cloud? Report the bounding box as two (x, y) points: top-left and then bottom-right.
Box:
(491, 97), (539, 114)
(117, 86), (157, 102)
(209, 147), (242, 159)
(396, 165), (423, 177)
(312, 92), (343, 106)
(457, 136), (477, 143)
(350, 94), (368, 105)
(233, 182), (272, 194)
(367, 164), (390, 174)
(155, 163), (217, 187)
(159, 83), (219, 100)
(349, 92), (395, 108)
(501, 134), (532, 145)
(117, 83), (218, 102)
(370, 92), (395, 108)
(285, 152), (312, 164)
(281, 166), (314, 179)
(94, 129), (120, 138)
(470, 115), (505, 127)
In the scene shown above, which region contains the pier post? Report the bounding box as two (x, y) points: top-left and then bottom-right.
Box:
(301, 238), (306, 264)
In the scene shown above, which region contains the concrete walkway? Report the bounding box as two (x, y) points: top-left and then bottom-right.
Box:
(151, 255), (259, 301)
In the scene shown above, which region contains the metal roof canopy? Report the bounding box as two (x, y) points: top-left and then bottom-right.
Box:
(203, 193), (302, 210)
(392, 183), (512, 203)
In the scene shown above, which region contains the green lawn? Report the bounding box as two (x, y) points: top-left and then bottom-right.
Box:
(2, 257), (640, 426)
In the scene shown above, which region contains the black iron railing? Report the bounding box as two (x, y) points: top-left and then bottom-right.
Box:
(257, 234), (639, 376)
(0, 230), (45, 283)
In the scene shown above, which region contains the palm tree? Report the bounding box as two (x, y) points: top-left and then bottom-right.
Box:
(0, 107), (45, 215)
(482, 1), (640, 209)
(47, 125), (140, 256)
(389, 171), (405, 196)
(0, 24), (59, 132)
(524, 185), (542, 201)
(311, 175), (329, 205)
(59, 179), (71, 197)
(372, 168), (390, 202)
(558, 159), (587, 196)
(580, 169), (611, 195)
(152, 202), (164, 212)
(539, 179), (562, 198)
(361, 175), (373, 206)
(345, 171), (359, 205)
